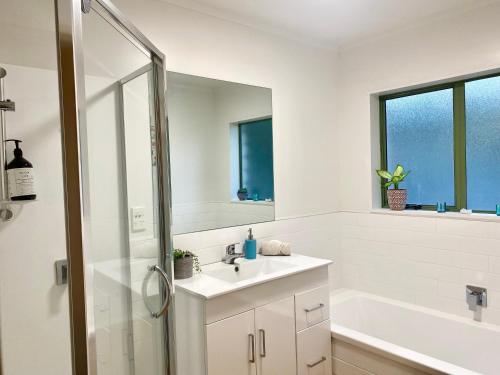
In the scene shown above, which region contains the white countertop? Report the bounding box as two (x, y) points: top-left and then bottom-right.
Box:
(93, 254), (332, 300)
(175, 254), (332, 299)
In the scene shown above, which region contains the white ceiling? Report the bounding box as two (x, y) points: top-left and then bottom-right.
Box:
(163, 0), (496, 48)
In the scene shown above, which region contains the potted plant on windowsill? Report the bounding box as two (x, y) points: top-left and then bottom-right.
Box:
(173, 249), (201, 279)
(237, 187), (248, 201)
(376, 164), (410, 211)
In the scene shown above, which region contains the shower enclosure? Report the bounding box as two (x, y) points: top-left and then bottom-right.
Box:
(0, 0), (175, 374)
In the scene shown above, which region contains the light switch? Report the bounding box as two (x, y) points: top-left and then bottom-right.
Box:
(131, 206), (146, 232)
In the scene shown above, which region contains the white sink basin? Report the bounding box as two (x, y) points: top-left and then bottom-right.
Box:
(204, 258), (295, 283)
(174, 254), (333, 299)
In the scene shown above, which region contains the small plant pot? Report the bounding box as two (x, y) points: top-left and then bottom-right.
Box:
(237, 192), (248, 201)
(174, 257), (193, 279)
(387, 189), (407, 211)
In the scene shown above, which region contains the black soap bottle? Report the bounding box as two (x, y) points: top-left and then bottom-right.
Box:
(5, 139), (36, 200)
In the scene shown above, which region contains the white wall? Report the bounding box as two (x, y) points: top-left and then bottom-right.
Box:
(336, 2), (500, 323)
(336, 2), (500, 211)
(123, 73), (156, 244)
(114, 0), (339, 220)
(168, 81), (219, 206)
(0, 64), (72, 375)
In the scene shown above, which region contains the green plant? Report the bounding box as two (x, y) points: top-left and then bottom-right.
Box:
(173, 249), (201, 273)
(376, 164), (410, 190)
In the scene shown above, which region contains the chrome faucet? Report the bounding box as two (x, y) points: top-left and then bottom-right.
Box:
(222, 243), (244, 264)
(466, 285), (487, 321)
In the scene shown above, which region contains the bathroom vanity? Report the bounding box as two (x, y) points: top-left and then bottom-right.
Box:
(174, 254), (332, 375)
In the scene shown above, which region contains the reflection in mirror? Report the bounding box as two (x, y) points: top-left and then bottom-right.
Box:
(167, 72), (275, 234)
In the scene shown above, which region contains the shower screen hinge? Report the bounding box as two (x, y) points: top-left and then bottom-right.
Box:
(81, 0), (91, 14)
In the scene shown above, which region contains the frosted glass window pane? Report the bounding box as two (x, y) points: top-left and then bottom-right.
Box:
(386, 89), (455, 205)
(465, 76), (500, 211)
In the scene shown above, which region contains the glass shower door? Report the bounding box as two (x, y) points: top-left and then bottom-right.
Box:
(57, 1), (174, 374)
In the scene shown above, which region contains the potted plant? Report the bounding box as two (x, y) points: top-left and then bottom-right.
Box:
(376, 164), (410, 211)
(173, 249), (201, 279)
(237, 187), (248, 201)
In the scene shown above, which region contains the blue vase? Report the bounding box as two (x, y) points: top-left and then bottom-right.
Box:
(437, 202), (447, 213)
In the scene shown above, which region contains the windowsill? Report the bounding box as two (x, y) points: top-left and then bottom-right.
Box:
(231, 200), (274, 206)
(370, 208), (500, 223)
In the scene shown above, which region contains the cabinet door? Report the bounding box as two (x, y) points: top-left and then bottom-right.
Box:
(206, 310), (257, 375)
(255, 296), (296, 375)
(297, 320), (332, 375)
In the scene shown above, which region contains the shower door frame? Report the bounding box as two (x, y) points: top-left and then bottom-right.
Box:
(54, 1), (175, 374)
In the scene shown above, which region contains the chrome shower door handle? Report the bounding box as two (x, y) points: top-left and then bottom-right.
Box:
(142, 264), (173, 318)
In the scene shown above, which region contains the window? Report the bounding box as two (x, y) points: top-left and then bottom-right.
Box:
(465, 76), (500, 211)
(237, 118), (274, 201)
(380, 74), (500, 213)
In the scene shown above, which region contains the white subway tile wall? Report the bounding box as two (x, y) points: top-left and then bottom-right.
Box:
(172, 213), (341, 289)
(174, 210), (500, 325)
(339, 212), (500, 325)
(172, 201), (274, 234)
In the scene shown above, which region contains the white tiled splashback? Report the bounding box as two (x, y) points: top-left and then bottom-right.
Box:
(172, 201), (274, 234)
(172, 212), (341, 289)
(339, 211), (500, 325)
(174, 210), (500, 325)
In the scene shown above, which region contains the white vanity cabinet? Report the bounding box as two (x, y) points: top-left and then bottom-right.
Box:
(295, 285), (332, 374)
(255, 296), (297, 375)
(205, 296), (296, 375)
(206, 309), (257, 375)
(174, 259), (332, 375)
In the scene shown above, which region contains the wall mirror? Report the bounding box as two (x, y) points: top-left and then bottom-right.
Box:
(167, 72), (275, 234)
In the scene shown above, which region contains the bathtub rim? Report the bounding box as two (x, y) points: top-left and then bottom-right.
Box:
(330, 289), (493, 375)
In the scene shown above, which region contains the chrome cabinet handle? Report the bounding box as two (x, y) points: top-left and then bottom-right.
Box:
(248, 334), (256, 363)
(142, 264), (173, 319)
(307, 356), (326, 368)
(304, 303), (324, 313)
(259, 329), (266, 357)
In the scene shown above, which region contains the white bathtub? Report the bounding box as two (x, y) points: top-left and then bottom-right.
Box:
(330, 290), (500, 375)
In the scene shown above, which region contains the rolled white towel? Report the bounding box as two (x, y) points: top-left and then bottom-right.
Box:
(260, 240), (291, 256)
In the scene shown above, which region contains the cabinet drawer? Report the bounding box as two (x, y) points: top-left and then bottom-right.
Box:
(296, 320), (332, 375)
(295, 285), (330, 331)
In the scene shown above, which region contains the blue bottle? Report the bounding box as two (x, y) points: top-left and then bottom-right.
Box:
(245, 228), (257, 259)
(437, 202), (447, 213)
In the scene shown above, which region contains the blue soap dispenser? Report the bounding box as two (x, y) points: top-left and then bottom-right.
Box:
(245, 228), (257, 259)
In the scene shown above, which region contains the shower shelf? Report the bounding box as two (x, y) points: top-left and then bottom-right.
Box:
(0, 199), (37, 222)
(0, 199), (38, 205)
(0, 66), (37, 222)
